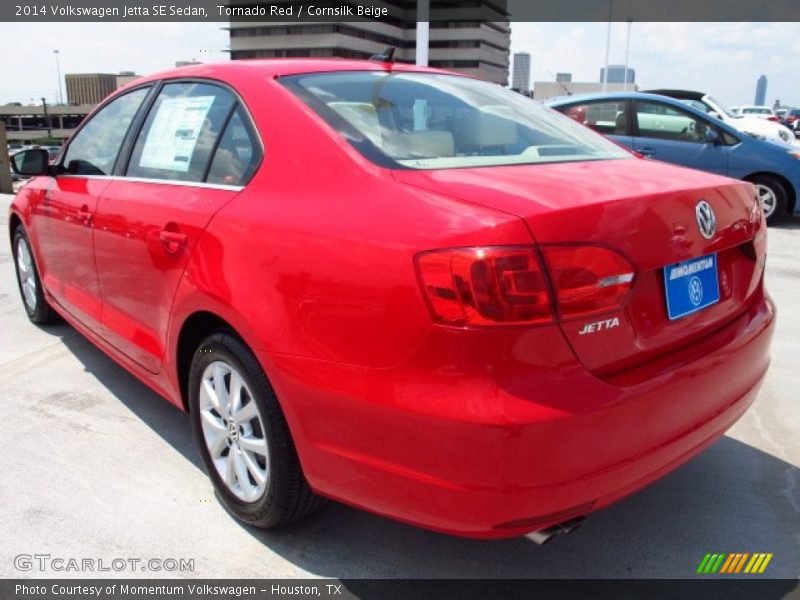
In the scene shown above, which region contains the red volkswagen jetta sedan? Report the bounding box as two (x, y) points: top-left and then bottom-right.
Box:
(9, 59), (774, 539)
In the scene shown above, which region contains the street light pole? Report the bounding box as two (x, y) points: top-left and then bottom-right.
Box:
(54, 50), (63, 104)
(602, 0), (614, 92)
(623, 19), (633, 91)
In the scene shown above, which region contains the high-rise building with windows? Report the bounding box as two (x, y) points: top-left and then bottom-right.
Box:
(755, 75), (768, 106)
(511, 52), (531, 93)
(227, 3), (510, 85)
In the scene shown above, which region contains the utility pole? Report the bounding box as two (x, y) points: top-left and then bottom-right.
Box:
(41, 97), (52, 139)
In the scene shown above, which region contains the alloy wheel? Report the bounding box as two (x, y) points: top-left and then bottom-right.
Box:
(755, 184), (777, 219)
(198, 360), (269, 502)
(16, 237), (37, 312)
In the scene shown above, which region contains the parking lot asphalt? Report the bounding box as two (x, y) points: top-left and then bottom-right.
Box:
(0, 191), (798, 580)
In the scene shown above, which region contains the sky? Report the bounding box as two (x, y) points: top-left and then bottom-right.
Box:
(511, 22), (800, 107)
(1, 21), (799, 108)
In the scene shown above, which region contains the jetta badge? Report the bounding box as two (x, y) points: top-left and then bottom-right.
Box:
(695, 200), (716, 239)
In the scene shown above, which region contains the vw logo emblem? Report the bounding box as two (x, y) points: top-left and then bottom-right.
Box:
(695, 200), (716, 239)
(688, 276), (704, 306)
(228, 421), (239, 442)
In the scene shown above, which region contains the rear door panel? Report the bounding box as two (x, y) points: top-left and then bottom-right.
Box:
(93, 181), (240, 372)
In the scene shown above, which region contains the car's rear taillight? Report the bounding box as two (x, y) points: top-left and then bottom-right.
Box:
(541, 245), (636, 320)
(415, 245), (636, 327)
(415, 247), (553, 326)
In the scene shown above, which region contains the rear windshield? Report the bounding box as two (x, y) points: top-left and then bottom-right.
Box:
(281, 71), (631, 170)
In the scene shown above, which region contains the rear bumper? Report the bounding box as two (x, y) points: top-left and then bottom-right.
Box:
(263, 290), (775, 538)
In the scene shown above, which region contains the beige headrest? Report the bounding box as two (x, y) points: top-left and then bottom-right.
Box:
(328, 102), (382, 145)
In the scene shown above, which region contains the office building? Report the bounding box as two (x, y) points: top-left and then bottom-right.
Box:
(755, 75), (768, 106)
(511, 52), (531, 93)
(65, 72), (140, 105)
(65, 73), (118, 105)
(599, 65), (635, 84)
(556, 72), (572, 83)
(115, 71), (140, 88)
(227, 2), (510, 85)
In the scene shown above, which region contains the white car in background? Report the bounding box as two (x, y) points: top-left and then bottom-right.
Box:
(735, 105), (779, 120)
(646, 89), (797, 148)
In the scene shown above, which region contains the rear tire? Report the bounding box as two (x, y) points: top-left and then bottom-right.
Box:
(188, 330), (325, 529)
(749, 175), (788, 225)
(12, 225), (57, 324)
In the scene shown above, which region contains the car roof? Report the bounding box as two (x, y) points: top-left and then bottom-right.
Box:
(546, 91), (704, 106)
(123, 58), (459, 89)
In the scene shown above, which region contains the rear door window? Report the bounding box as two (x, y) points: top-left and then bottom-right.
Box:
(126, 82), (236, 182)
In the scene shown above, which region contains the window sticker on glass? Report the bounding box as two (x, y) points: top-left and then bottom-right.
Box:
(139, 96), (215, 172)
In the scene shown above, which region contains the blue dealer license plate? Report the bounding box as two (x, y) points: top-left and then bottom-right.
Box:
(663, 253), (720, 320)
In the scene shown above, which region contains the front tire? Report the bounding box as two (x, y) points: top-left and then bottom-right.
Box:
(12, 225), (57, 324)
(188, 331), (325, 529)
(749, 175), (788, 225)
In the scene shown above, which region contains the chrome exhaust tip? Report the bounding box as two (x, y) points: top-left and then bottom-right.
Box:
(527, 516), (586, 545)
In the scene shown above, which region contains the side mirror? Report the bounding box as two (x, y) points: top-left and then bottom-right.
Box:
(10, 149), (51, 176)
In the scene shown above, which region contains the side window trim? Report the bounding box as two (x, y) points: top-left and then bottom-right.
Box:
(58, 84), (154, 175)
(113, 83), (162, 176)
(624, 98), (635, 136)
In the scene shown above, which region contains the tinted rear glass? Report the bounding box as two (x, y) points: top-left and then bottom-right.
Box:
(281, 71), (631, 170)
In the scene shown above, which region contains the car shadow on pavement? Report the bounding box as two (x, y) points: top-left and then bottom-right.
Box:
(774, 215), (800, 230)
(54, 325), (203, 471)
(55, 325), (800, 580)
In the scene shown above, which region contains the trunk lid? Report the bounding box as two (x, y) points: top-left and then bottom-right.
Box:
(394, 158), (765, 374)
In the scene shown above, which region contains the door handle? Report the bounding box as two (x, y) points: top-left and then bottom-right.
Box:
(638, 147), (656, 157)
(159, 229), (188, 253)
(77, 204), (93, 225)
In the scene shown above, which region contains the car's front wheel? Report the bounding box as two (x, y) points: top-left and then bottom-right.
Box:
(12, 225), (57, 324)
(188, 331), (325, 528)
(749, 175), (788, 225)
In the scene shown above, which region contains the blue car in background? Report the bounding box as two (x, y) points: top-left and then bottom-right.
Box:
(547, 92), (800, 224)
